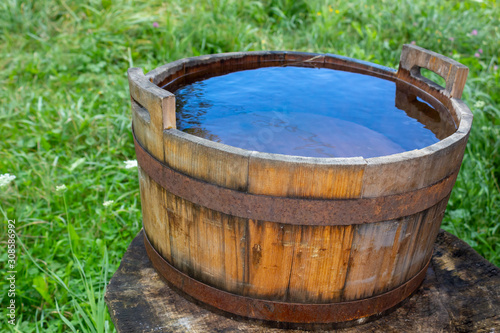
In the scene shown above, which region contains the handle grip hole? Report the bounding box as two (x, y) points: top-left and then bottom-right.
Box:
(420, 68), (446, 89)
(409, 65), (447, 91)
(131, 97), (151, 124)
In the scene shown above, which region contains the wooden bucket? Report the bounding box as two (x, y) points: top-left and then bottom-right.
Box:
(128, 45), (472, 326)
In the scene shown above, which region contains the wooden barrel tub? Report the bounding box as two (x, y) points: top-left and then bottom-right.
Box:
(127, 45), (473, 326)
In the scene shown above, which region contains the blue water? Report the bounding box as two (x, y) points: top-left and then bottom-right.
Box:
(174, 66), (450, 158)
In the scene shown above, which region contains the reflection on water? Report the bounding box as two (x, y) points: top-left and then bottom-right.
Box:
(172, 66), (456, 158)
(394, 81), (456, 140)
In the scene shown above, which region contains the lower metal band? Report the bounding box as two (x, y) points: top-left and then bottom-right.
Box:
(143, 231), (430, 324)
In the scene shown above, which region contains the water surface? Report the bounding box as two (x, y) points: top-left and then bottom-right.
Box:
(173, 66), (455, 158)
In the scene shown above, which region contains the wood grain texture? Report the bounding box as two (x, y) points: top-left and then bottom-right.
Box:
(286, 225), (353, 303)
(130, 98), (151, 154)
(163, 129), (250, 191)
(245, 220), (298, 301)
(407, 196), (450, 280)
(342, 220), (402, 301)
(142, 177), (449, 305)
(106, 230), (500, 332)
(385, 213), (424, 291)
(248, 152), (366, 199)
(361, 136), (466, 197)
(141, 138), (465, 306)
(138, 166), (171, 262)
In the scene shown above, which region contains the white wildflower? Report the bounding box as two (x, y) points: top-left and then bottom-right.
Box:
(474, 100), (485, 108)
(103, 200), (114, 207)
(56, 184), (67, 192)
(124, 160), (138, 169)
(0, 174), (16, 187)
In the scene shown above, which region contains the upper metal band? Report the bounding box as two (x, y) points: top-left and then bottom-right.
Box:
(134, 129), (458, 225)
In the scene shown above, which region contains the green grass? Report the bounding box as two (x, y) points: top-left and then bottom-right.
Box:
(0, 0), (498, 331)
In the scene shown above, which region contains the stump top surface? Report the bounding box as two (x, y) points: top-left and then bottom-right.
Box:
(105, 230), (499, 332)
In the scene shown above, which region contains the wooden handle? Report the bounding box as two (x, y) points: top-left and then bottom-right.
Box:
(128, 67), (176, 160)
(398, 44), (468, 99)
(128, 67), (176, 131)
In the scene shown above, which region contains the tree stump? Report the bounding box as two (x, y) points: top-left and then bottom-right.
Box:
(105, 230), (499, 332)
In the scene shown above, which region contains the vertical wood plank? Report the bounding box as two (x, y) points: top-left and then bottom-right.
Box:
(248, 153), (366, 199)
(165, 191), (194, 277)
(222, 215), (247, 294)
(138, 166), (171, 262)
(370, 222), (404, 295)
(131, 98), (150, 151)
(404, 209), (436, 282)
(158, 190), (248, 293)
(164, 130), (250, 191)
(342, 220), (401, 301)
(386, 213), (423, 290)
(286, 225), (353, 303)
(245, 220), (298, 301)
(406, 197), (450, 281)
(419, 197), (450, 271)
(191, 203), (226, 288)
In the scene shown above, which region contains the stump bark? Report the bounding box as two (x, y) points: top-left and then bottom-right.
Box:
(105, 230), (499, 332)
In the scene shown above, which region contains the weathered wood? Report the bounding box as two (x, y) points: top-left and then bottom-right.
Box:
(342, 220), (403, 301)
(106, 230), (500, 332)
(360, 139), (466, 197)
(128, 67), (175, 161)
(141, 167), (249, 295)
(245, 220), (298, 301)
(138, 166), (171, 261)
(286, 224), (353, 303)
(341, 195), (447, 302)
